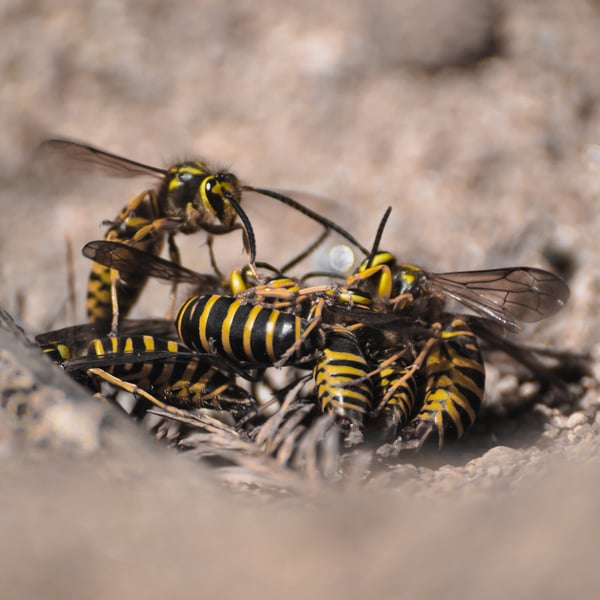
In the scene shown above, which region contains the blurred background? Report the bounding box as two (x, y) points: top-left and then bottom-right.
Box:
(1, 1), (600, 598)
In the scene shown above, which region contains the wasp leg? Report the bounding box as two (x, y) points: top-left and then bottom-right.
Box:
(109, 268), (121, 336)
(274, 298), (325, 367)
(163, 232), (182, 321)
(373, 337), (437, 415)
(88, 367), (246, 436)
(346, 263), (394, 299)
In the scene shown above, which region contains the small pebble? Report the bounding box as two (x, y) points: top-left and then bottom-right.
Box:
(566, 412), (587, 429)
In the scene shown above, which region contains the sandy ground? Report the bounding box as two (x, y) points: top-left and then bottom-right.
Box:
(2, 1), (600, 598)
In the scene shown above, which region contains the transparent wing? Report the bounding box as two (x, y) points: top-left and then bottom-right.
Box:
(430, 267), (570, 330)
(39, 138), (167, 179)
(82, 241), (225, 293)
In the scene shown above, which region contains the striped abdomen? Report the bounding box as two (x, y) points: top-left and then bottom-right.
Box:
(84, 334), (189, 389)
(86, 193), (163, 327)
(176, 295), (322, 367)
(374, 363), (419, 437)
(82, 335), (251, 416)
(409, 318), (485, 446)
(313, 328), (373, 441)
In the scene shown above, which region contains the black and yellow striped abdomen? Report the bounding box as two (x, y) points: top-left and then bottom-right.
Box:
(87, 335), (247, 408)
(410, 318), (485, 446)
(74, 334), (251, 416)
(176, 294), (322, 367)
(84, 334), (187, 389)
(86, 193), (163, 327)
(313, 328), (373, 439)
(374, 363), (418, 435)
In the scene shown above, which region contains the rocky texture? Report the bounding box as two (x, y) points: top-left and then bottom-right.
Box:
(1, 1), (600, 598)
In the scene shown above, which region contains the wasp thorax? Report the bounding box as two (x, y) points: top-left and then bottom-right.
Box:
(392, 264), (425, 296)
(161, 162), (212, 219)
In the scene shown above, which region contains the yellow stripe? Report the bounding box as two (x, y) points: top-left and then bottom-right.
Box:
(264, 311), (280, 362)
(58, 344), (71, 360)
(44, 343), (71, 361)
(92, 339), (105, 356)
(143, 335), (155, 352)
(434, 411), (447, 438)
(176, 296), (197, 337)
(327, 364), (367, 377)
(167, 340), (179, 352)
(221, 300), (240, 357)
(320, 392), (369, 415)
(199, 295), (220, 352)
(124, 337), (133, 354)
(337, 388), (371, 403)
(454, 393), (478, 422)
(452, 369), (485, 396)
(200, 175), (219, 216)
(443, 398), (465, 438)
(242, 305), (262, 363)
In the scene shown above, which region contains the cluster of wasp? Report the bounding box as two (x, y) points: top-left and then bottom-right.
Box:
(35, 139), (574, 466)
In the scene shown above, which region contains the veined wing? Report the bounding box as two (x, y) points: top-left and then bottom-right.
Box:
(39, 138), (167, 178)
(429, 267), (569, 331)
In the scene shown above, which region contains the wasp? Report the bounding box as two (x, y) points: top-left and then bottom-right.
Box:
(83, 239), (338, 367)
(357, 316), (485, 448)
(82, 239), (227, 297)
(345, 207), (569, 330)
(83, 240), (376, 440)
(176, 294), (325, 369)
(84, 221), (573, 450)
(40, 330), (254, 422)
(392, 317), (485, 448)
(312, 327), (373, 446)
(177, 296), (381, 444)
(332, 207), (570, 447)
(82, 240), (329, 375)
(371, 358), (419, 441)
(86, 242), (379, 439)
(40, 138), (368, 333)
(174, 290), (380, 445)
(82, 238), (325, 330)
(37, 318), (179, 360)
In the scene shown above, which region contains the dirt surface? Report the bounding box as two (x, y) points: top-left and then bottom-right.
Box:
(2, 1), (600, 598)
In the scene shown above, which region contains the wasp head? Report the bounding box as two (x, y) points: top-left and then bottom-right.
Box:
(162, 163), (241, 229)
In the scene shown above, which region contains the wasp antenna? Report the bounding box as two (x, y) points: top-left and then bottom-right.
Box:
(244, 186), (370, 256)
(365, 206), (393, 270)
(227, 195), (257, 265)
